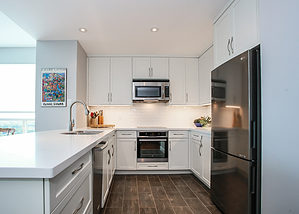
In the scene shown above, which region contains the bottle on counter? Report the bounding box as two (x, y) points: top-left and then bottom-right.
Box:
(98, 110), (104, 125)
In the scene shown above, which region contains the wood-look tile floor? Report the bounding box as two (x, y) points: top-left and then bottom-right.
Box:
(103, 174), (222, 214)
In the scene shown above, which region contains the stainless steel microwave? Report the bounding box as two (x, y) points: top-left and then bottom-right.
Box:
(132, 79), (170, 102)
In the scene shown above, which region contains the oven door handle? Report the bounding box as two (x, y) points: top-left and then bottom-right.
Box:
(138, 139), (167, 142)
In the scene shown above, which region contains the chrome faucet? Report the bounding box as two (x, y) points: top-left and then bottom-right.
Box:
(69, 101), (90, 131)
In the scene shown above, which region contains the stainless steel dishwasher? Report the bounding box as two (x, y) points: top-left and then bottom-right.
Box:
(92, 140), (108, 214)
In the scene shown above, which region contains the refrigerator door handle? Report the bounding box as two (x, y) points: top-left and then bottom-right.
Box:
(250, 165), (256, 194)
(251, 120), (256, 149)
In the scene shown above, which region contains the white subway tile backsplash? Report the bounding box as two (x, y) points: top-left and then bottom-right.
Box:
(89, 104), (211, 128)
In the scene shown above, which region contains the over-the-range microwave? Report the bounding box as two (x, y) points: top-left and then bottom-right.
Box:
(132, 79), (170, 103)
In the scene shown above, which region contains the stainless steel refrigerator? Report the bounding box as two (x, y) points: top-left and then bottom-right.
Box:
(211, 46), (261, 214)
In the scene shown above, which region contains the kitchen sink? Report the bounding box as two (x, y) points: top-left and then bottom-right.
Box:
(61, 130), (103, 135)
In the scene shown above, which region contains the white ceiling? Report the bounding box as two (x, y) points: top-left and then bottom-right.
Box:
(0, 11), (35, 47)
(0, 0), (229, 56)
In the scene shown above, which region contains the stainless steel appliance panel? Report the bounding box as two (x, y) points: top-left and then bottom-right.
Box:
(212, 50), (251, 160)
(211, 148), (252, 214)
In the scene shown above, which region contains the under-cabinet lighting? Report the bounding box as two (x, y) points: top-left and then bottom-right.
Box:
(225, 105), (241, 109)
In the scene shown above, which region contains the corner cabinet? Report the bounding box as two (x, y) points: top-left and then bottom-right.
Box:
(214, 0), (259, 68)
(133, 57), (168, 79)
(88, 57), (132, 105)
(169, 58), (199, 105)
(190, 132), (211, 187)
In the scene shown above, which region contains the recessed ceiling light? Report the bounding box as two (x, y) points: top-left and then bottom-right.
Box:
(79, 28), (87, 33)
(151, 27), (159, 32)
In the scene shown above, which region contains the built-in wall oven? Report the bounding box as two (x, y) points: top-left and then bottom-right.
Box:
(137, 131), (168, 162)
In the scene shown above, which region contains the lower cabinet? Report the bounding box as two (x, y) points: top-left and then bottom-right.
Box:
(116, 133), (137, 170)
(190, 132), (211, 187)
(169, 139), (189, 170)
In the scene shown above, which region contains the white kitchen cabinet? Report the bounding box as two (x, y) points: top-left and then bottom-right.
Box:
(110, 57), (132, 105)
(185, 58), (199, 105)
(190, 132), (211, 187)
(116, 139), (137, 170)
(88, 57), (132, 105)
(214, 6), (234, 68)
(169, 58), (199, 105)
(102, 145), (109, 206)
(169, 139), (189, 170)
(88, 57), (110, 105)
(150, 58), (169, 79)
(198, 47), (213, 105)
(214, 0), (259, 68)
(133, 57), (168, 79)
(233, 0), (259, 55)
(169, 58), (186, 104)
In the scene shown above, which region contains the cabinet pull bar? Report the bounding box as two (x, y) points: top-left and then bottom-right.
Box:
(72, 197), (84, 214)
(230, 36), (234, 54)
(72, 163), (84, 175)
(227, 39), (231, 55)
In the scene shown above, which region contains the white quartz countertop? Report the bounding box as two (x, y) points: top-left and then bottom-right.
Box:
(0, 128), (115, 179)
(0, 127), (210, 179)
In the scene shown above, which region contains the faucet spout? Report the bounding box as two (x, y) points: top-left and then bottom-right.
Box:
(69, 101), (90, 131)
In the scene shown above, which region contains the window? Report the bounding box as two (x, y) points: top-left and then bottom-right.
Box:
(0, 64), (35, 135)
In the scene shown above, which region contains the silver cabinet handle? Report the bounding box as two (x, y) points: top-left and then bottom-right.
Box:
(108, 93), (110, 102)
(110, 92), (112, 102)
(198, 144), (201, 156)
(200, 135), (203, 142)
(169, 92), (172, 102)
(151, 67), (153, 77)
(173, 133), (184, 136)
(230, 36), (234, 54)
(112, 144), (114, 156)
(227, 38), (231, 55)
(108, 149), (111, 165)
(148, 67), (151, 77)
(72, 163), (84, 175)
(148, 165), (158, 167)
(169, 141), (172, 151)
(134, 141), (137, 151)
(73, 197), (84, 214)
(121, 133), (132, 136)
(193, 134), (199, 138)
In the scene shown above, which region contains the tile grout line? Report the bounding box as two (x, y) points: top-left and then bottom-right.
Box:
(182, 175), (213, 214)
(168, 175), (195, 214)
(135, 176), (141, 214)
(158, 175), (177, 214)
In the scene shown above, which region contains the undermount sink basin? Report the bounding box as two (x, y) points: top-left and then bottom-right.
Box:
(61, 130), (103, 135)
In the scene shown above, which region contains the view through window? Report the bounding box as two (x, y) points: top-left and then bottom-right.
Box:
(0, 64), (35, 135)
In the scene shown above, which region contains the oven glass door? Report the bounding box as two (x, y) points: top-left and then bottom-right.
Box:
(137, 139), (168, 162)
(135, 86), (161, 98)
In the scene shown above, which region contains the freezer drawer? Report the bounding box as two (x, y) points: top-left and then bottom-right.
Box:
(211, 148), (255, 214)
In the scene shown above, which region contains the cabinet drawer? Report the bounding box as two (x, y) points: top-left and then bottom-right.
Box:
(137, 162), (169, 170)
(117, 131), (136, 138)
(52, 168), (92, 214)
(191, 132), (201, 141)
(169, 131), (189, 138)
(47, 151), (92, 211)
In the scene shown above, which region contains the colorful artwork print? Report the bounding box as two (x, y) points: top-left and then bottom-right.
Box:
(41, 68), (66, 106)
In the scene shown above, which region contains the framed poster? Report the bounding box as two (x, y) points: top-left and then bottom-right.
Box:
(41, 68), (67, 107)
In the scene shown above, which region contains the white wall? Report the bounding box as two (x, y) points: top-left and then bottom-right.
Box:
(260, 0), (299, 213)
(0, 47), (35, 64)
(35, 41), (88, 131)
(89, 104), (211, 128)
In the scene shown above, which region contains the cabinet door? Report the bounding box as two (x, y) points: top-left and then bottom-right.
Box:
(233, 0), (259, 55)
(214, 6), (234, 68)
(198, 47), (213, 105)
(191, 139), (201, 177)
(108, 145), (113, 187)
(111, 135), (116, 175)
(201, 135), (211, 186)
(116, 139), (137, 170)
(88, 58), (110, 105)
(133, 57), (151, 78)
(185, 58), (199, 105)
(169, 58), (186, 104)
(102, 148), (108, 206)
(110, 57), (132, 105)
(169, 139), (189, 170)
(150, 58), (169, 79)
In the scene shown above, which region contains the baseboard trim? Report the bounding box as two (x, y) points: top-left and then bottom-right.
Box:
(115, 170), (192, 175)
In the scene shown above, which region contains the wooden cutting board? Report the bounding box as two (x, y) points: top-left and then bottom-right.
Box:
(89, 124), (115, 128)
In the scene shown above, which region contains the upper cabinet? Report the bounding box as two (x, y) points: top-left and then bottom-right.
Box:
(198, 47), (214, 105)
(214, 0), (259, 68)
(133, 57), (168, 79)
(88, 57), (132, 105)
(169, 58), (199, 105)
